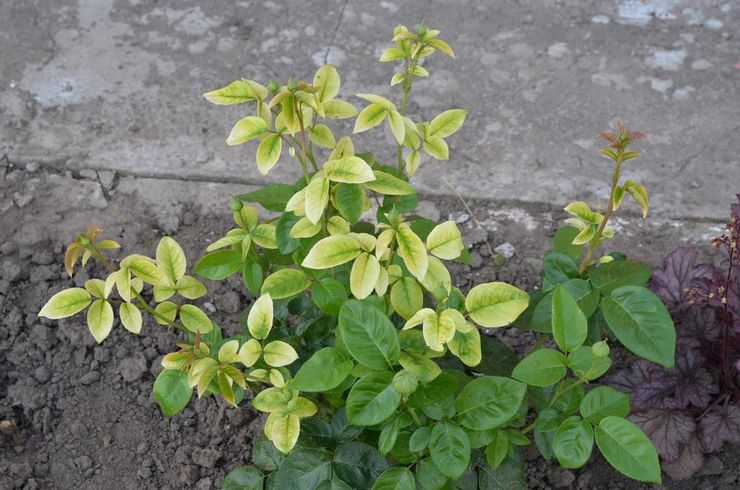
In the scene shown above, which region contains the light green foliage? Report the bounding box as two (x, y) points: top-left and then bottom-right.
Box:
(38, 24), (672, 490)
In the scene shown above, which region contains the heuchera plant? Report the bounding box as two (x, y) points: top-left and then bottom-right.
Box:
(38, 24), (675, 489)
(612, 196), (740, 480)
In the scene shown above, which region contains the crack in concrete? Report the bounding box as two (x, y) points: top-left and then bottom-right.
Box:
(323, 0), (348, 65)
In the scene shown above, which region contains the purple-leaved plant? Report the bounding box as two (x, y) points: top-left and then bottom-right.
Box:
(612, 195), (740, 480)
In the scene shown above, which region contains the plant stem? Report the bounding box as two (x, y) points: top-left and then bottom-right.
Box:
(721, 247), (735, 388)
(577, 159), (623, 274)
(396, 53), (420, 174)
(548, 378), (586, 408)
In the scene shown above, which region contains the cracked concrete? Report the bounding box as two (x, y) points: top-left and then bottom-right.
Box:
(1, 0), (738, 232)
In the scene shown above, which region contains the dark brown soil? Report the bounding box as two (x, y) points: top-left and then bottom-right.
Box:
(1, 166), (737, 489)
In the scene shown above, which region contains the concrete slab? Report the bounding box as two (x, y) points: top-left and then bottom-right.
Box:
(1, 0), (738, 220)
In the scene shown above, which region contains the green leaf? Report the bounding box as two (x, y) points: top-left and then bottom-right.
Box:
(551, 285), (587, 352)
(624, 180), (649, 217)
(594, 416), (661, 484)
(530, 279), (598, 333)
(465, 282), (529, 328)
(273, 448), (333, 490)
(291, 347), (353, 392)
(311, 277), (348, 315)
(39, 287), (91, 319)
(333, 441), (389, 489)
(303, 235), (361, 269)
(553, 226), (583, 261)
(428, 109), (467, 138)
(580, 386), (630, 424)
(448, 327), (482, 367)
(338, 299), (400, 370)
(477, 449), (527, 489)
(364, 171), (415, 196)
(157, 236), (187, 283)
(372, 467), (415, 490)
(261, 268), (310, 300)
(227, 116), (269, 145)
(87, 299), (114, 343)
(243, 262), (263, 295)
(587, 260), (651, 293)
(600, 286), (675, 368)
(415, 457), (450, 490)
(252, 435), (286, 471)
(222, 466), (264, 490)
(477, 336), (518, 377)
(390, 276), (423, 321)
(543, 251), (580, 284)
(153, 369), (192, 416)
(346, 372), (401, 426)
(429, 421), (470, 479)
(256, 134), (282, 175)
(511, 349), (567, 387)
(119, 302), (142, 334)
(276, 212), (302, 254)
(455, 376), (527, 430)
(354, 103), (387, 133)
(310, 124), (337, 148)
(334, 184), (366, 223)
(237, 183), (296, 212)
(552, 416), (593, 469)
(203, 80), (257, 105)
(194, 249), (242, 280)
(179, 304), (214, 333)
(566, 346), (612, 381)
(485, 430), (510, 469)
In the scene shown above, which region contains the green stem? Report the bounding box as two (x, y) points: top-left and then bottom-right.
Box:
(548, 378), (586, 408)
(132, 291), (188, 333)
(396, 53), (420, 174)
(577, 158), (623, 274)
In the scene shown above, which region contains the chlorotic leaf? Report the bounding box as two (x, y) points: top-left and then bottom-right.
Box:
(39, 288), (92, 319)
(256, 133), (282, 175)
(426, 221), (464, 260)
(396, 224), (428, 281)
(179, 304), (214, 333)
(303, 235), (361, 269)
(428, 109), (467, 138)
(261, 268), (310, 299)
(263, 341), (299, 367)
(350, 252), (381, 299)
(248, 293), (273, 339)
(226, 116), (268, 145)
(119, 302), (143, 334)
(465, 282), (529, 328)
(87, 299), (114, 343)
(156, 236), (187, 283)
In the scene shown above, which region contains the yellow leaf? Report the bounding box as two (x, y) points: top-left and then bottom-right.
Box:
(157, 237), (187, 283)
(624, 179), (649, 218)
(87, 299), (114, 343)
(426, 221), (464, 260)
(39, 288), (91, 319)
(119, 302), (142, 334)
(465, 282), (529, 328)
(226, 116), (269, 146)
(396, 224), (428, 281)
(329, 136), (355, 160)
(353, 102), (387, 133)
(388, 109), (405, 144)
(154, 301), (177, 325)
(268, 413), (300, 454)
(305, 174), (330, 224)
(423, 311), (456, 352)
(313, 64), (341, 103)
(403, 308), (436, 330)
(350, 252), (381, 299)
(84, 279), (107, 299)
(256, 133), (282, 175)
(302, 235), (361, 269)
(248, 294), (273, 340)
(179, 304), (214, 334)
(423, 135), (449, 160)
(218, 339), (241, 363)
(325, 156), (376, 184)
(327, 215), (351, 235)
(285, 188), (306, 216)
(323, 99), (358, 119)
(263, 341), (299, 367)
(420, 256), (452, 300)
(252, 224), (278, 249)
(448, 328), (482, 367)
(203, 80), (256, 105)
(176, 275), (207, 300)
(428, 109), (467, 138)
(289, 217), (322, 238)
(375, 266), (389, 296)
(364, 170), (415, 196)
(238, 339), (262, 367)
(390, 276), (423, 320)
(309, 124), (336, 148)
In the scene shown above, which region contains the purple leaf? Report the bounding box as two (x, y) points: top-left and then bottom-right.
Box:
(699, 403), (740, 453)
(662, 436), (704, 481)
(621, 348), (717, 411)
(677, 305), (720, 347)
(651, 247), (714, 311)
(609, 359), (660, 395)
(630, 409), (695, 462)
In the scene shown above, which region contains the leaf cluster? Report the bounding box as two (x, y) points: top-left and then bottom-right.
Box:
(37, 23), (676, 489)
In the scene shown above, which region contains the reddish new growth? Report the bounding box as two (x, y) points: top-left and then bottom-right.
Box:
(598, 122), (646, 150)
